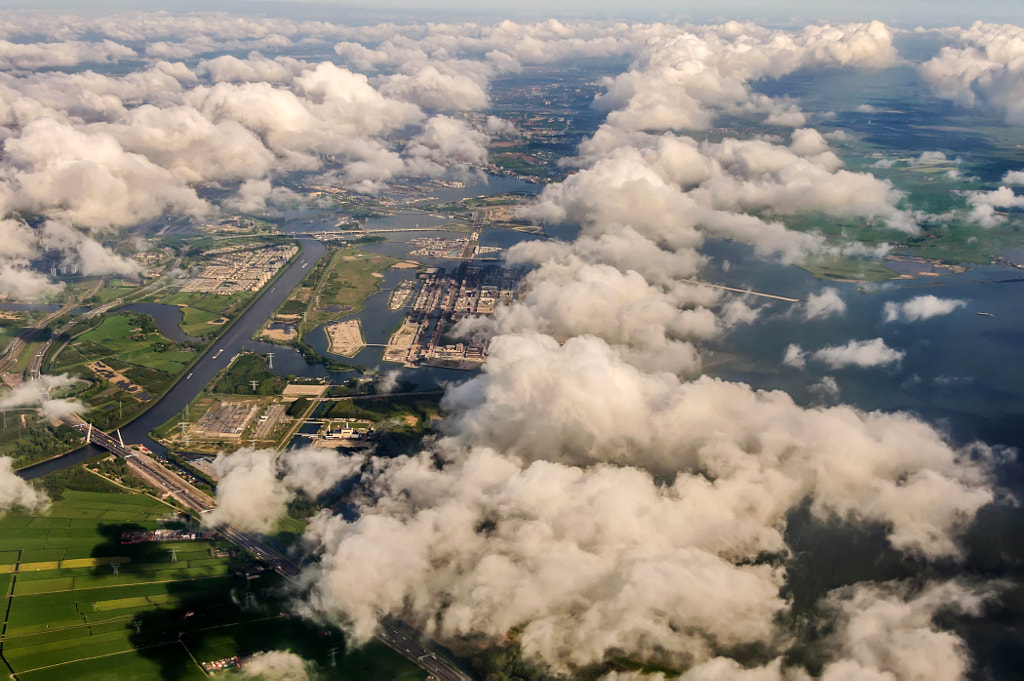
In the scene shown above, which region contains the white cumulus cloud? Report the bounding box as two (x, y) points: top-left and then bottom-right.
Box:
(811, 338), (905, 369)
(804, 288), (847, 319)
(884, 295), (967, 322)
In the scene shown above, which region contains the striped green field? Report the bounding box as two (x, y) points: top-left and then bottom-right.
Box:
(0, 490), (235, 679)
(15, 644), (208, 681)
(0, 485), (421, 681)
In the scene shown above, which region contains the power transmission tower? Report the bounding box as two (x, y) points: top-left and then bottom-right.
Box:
(111, 563), (120, 576)
(328, 648), (338, 669)
(170, 547), (178, 563)
(266, 352), (274, 370)
(250, 380), (259, 392)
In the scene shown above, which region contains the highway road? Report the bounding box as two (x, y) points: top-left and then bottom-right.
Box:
(15, 259), (183, 381)
(118, 237), (328, 453)
(61, 415), (302, 579)
(28, 297), (127, 380)
(16, 239), (327, 478)
(61, 414), (478, 678)
(0, 301), (75, 372)
(377, 618), (474, 681)
(21, 239), (473, 680)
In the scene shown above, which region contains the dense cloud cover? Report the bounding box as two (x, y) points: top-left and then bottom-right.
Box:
(0, 10), (1010, 679)
(239, 650), (311, 680)
(595, 21), (899, 132)
(0, 457), (48, 517)
(0, 13), (931, 299)
(921, 22), (1024, 124)
(258, 330), (994, 673)
(521, 126), (912, 271)
(2, 14), (582, 296)
(1, 13), (1016, 299)
(203, 447), (364, 533)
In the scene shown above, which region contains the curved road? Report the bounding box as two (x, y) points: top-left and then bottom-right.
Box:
(17, 235), (475, 680)
(18, 237), (328, 480)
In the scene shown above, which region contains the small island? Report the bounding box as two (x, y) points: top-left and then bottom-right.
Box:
(325, 319), (365, 357)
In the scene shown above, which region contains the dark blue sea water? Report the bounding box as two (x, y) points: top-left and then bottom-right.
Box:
(700, 240), (1024, 679)
(702, 240), (1024, 455)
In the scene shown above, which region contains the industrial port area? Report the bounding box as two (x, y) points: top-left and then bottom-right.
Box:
(385, 264), (523, 368)
(0, 191), (525, 680)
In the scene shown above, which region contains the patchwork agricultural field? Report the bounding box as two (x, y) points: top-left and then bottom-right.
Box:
(48, 313), (200, 430)
(0, 479), (421, 680)
(54, 315), (196, 378)
(0, 489), (221, 680)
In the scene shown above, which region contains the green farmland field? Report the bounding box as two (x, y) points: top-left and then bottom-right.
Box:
(0, 477), (421, 680)
(48, 313), (202, 431)
(0, 489), (219, 678)
(149, 291), (246, 338)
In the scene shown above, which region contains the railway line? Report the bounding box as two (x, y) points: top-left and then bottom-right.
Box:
(59, 417), (467, 677)
(61, 415), (301, 578)
(16, 238), (473, 679)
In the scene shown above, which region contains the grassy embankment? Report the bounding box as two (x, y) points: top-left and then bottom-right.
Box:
(152, 291), (244, 339)
(269, 246), (397, 342)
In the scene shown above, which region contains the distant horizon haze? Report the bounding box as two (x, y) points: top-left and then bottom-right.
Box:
(5, 0), (1024, 29)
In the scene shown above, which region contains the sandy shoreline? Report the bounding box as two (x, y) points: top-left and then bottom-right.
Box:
(260, 326), (297, 342)
(326, 319), (365, 357)
(384, 320), (419, 364)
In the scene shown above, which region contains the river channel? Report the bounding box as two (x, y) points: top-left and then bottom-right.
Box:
(18, 238), (329, 478)
(18, 175), (548, 479)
